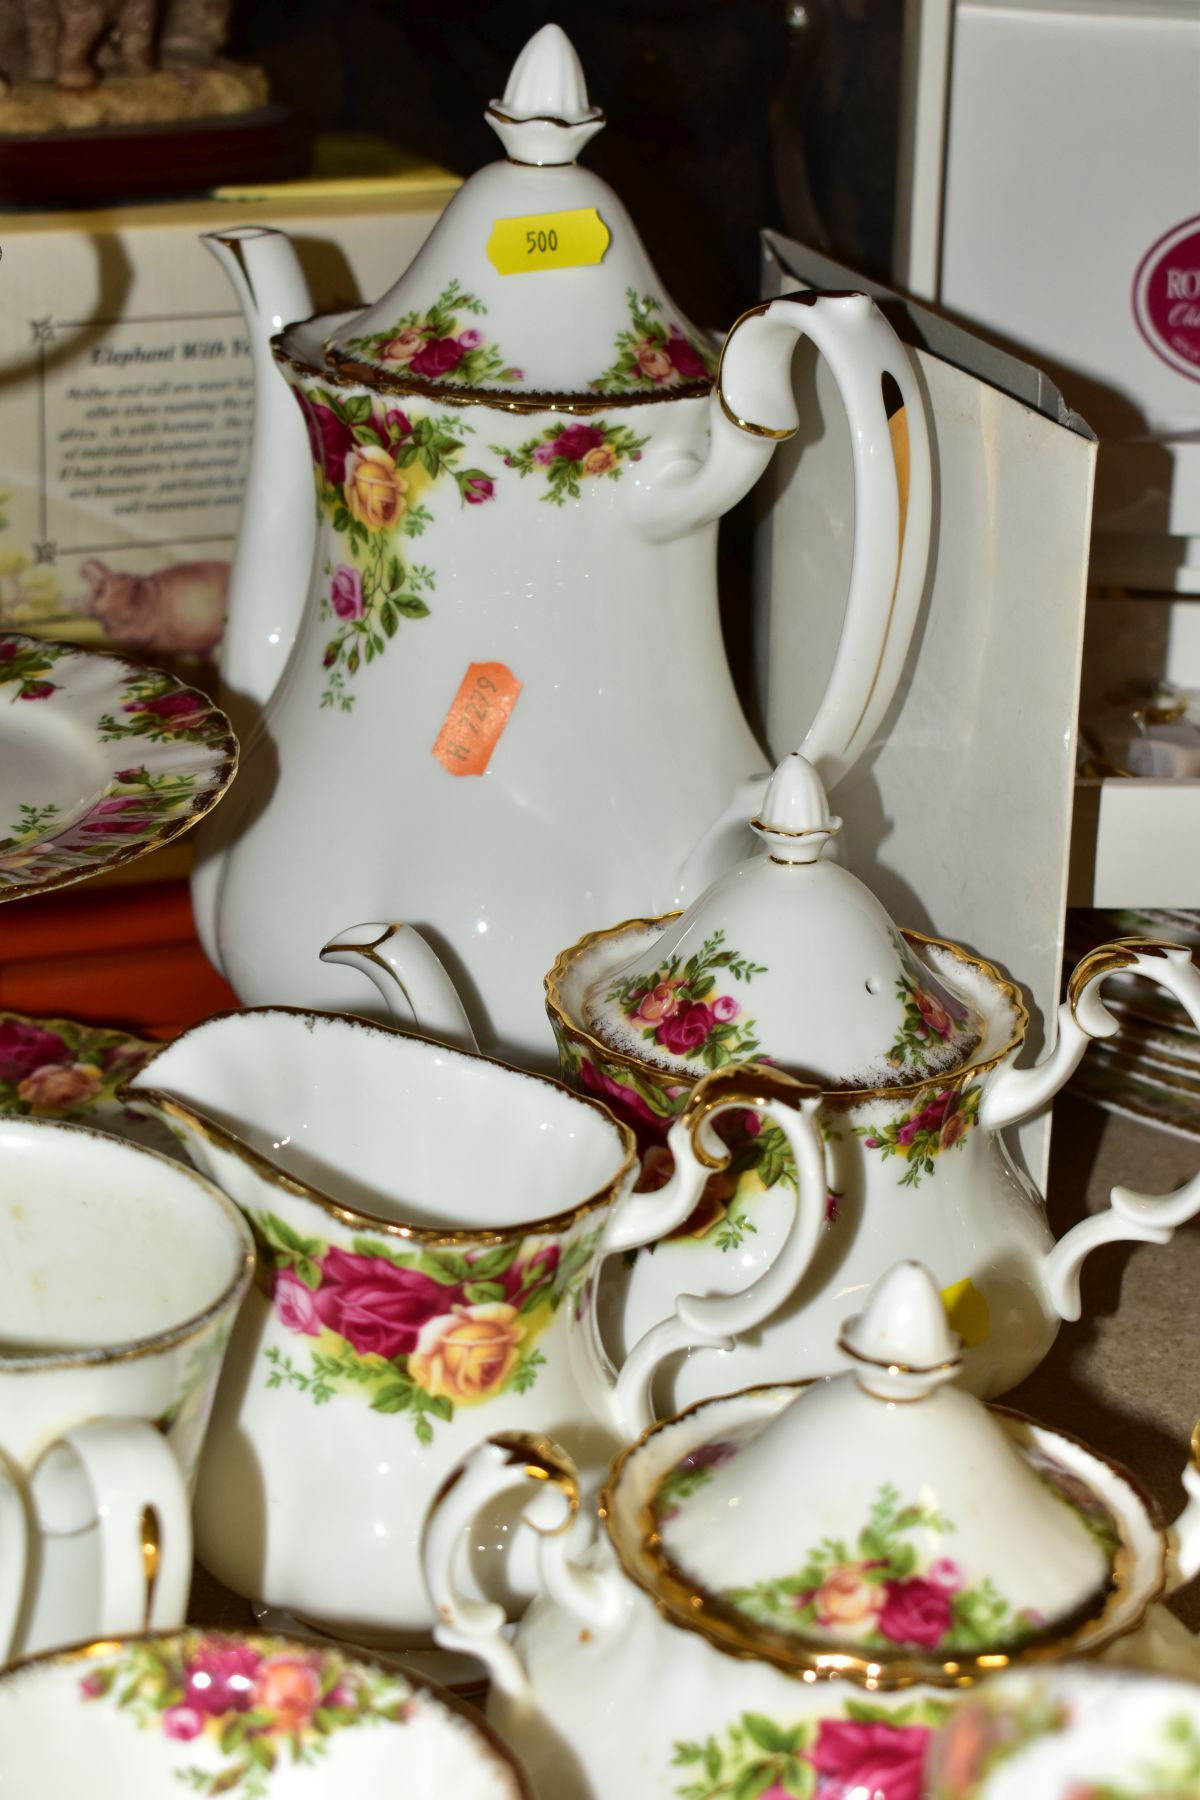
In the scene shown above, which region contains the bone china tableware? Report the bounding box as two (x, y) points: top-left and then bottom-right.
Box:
(192, 21), (931, 1065)
(927, 1664), (1200, 1799)
(423, 1262), (1200, 1800)
(124, 1007), (828, 1641)
(547, 752), (1200, 1402)
(0, 632), (236, 900)
(0, 1117), (254, 1663)
(0, 1629), (530, 1798)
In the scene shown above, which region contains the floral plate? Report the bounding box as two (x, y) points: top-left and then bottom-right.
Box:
(0, 633), (236, 899)
(0, 1010), (180, 1159)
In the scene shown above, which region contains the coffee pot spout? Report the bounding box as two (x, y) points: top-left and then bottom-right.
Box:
(202, 226), (316, 722)
(320, 922), (480, 1053)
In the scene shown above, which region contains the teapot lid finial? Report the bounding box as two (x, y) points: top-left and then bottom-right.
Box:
(837, 1261), (962, 1401)
(486, 23), (606, 164)
(750, 753), (841, 865)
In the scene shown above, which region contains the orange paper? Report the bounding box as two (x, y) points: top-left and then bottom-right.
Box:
(432, 661), (522, 775)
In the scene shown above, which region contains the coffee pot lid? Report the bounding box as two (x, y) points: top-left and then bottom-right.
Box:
(323, 25), (716, 403)
(640, 1263), (1121, 1671)
(583, 754), (985, 1088)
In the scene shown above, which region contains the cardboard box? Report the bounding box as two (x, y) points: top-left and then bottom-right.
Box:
(0, 167), (458, 654)
(755, 232), (1098, 1186)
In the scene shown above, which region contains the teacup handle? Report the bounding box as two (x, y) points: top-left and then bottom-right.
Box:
(573, 1066), (827, 1442)
(45, 1421), (191, 1638)
(0, 1454), (29, 1664)
(978, 941), (1200, 1320)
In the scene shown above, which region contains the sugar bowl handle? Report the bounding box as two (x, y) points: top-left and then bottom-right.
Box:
(981, 941), (1200, 1321)
(573, 1066), (827, 1443)
(423, 1432), (619, 1700)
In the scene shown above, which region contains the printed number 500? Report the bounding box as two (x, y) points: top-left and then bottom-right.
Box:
(526, 229), (558, 255)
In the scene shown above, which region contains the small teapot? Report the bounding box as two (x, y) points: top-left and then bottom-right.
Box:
(125, 1006), (829, 1640)
(193, 22), (931, 1066)
(547, 752), (1200, 1400)
(423, 1261), (1200, 1800)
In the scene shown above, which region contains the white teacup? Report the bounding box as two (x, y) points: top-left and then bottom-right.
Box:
(0, 1628), (528, 1796)
(0, 1118), (254, 1661)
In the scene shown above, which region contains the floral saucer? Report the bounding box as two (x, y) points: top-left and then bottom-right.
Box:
(0, 1010), (180, 1159)
(0, 1629), (529, 1797)
(0, 634), (236, 899)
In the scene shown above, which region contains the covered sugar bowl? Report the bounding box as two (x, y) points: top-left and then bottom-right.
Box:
(547, 752), (1200, 1400)
(423, 1262), (1200, 1800)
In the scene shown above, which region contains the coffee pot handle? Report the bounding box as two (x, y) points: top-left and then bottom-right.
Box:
(0, 1454), (28, 1663)
(980, 941), (1200, 1321)
(572, 1066), (827, 1443)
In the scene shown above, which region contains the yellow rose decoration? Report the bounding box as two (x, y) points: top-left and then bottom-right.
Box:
(344, 445), (408, 531)
(408, 1302), (524, 1402)
(583, 444), (618, 477)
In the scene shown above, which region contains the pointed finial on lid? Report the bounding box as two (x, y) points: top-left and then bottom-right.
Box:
(750, 753), (842, 865)
(487, 24), (605, 164)
(838, 1261), (961, 1400)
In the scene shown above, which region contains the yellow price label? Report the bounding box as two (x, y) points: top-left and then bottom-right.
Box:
(486, 207), (610, 276)
(940, 1278), (990, 1349)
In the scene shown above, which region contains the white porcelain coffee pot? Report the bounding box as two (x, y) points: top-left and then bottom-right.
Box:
(194, 23), (931, 1065)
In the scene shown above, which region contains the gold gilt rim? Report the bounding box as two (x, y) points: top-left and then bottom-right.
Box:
(122, 1005), (638, 1247)
(275, 332), (712, 415)
(0, 1116), (254, 1374)
(544, 916), (1030, 1105)
(0, 1628), (535, 1797)
(0, 634), (239, 905)
(599, 1393), (1165, 1691)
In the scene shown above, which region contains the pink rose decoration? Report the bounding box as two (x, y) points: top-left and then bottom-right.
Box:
(411, 335), (467, 378)
(183, 1638), (263, 1715)
(123, 689), (208, 729)
(878, 1575), (954, 1647)
(458, 328), (484, 349)
(577, 1057), (668, 1158)
(0, 1020), (67, 1080)
(274, 1269), (321, 1336)
(711, 994), (739, 1023)
(929, 1556), (963, 1592)
(311, 1245), (457, 1360)
(657, 1001), (715, 1057)
(895, 1117), (923, 1147)
(463, 474), (495, 505)
(385, 408), (413, 440)
(533, 440), (558, 466)
(79, 1671), (107, 1699)
(917, 989), (953, 1038)
(811, 1564), (882, 1629)
(742, 1109), (762, 1137)
(666, 328), (710, 381)
(496, 1243), (560, 1307)
(330, 564), (364, 621)
(254, 1655), (322, 1731)
(551, 423), (606, 464)
(19, 681), (54, 700)
(809, 1717), (931, 1800)
(295, 390), (355, 486)
(162, 1704), (205, 1741)
(0, 641), (16, 659)
(635, 339), (674, 382)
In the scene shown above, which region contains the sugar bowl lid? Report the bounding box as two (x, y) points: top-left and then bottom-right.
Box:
(636, 1263), (1123, 1677)
(583, 754), (985, 1088)
(323, 25), (716, 403)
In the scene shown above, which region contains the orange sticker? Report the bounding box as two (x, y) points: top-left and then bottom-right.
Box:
(432, 661), (522, 776)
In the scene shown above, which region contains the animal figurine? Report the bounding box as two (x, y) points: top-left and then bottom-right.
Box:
(78, 556), (227, 657)
(3, 0), (159, 91)
(160, 0), (229, 65)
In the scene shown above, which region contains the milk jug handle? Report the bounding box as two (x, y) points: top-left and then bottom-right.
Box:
(422, 1433), (614, 1699)
(979, 942), (1200, 1321)
(0, 1453), (28, 1662)
(584, 1067), (827, 1443)
(718, 293), (932, 789)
